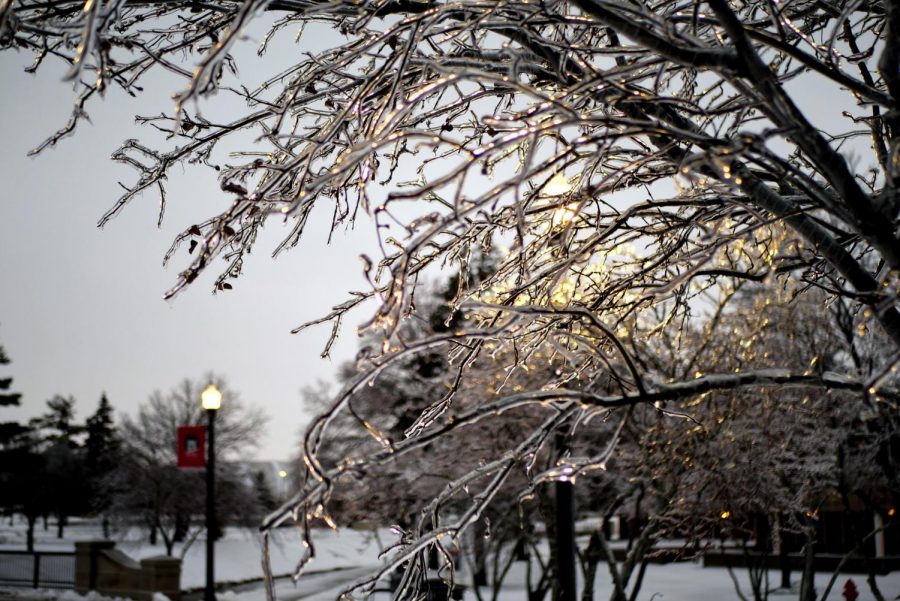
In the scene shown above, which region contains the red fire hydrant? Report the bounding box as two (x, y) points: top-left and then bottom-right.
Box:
(843, 578), (859, 601)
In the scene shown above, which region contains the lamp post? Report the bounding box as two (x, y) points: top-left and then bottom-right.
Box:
(200, 384), (222, 601)
(554, 432), (576, 601)
(555, 478), (576, 601)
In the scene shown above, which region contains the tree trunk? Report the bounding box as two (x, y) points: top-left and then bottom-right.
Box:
(56, 513), (66, 539)
(776, 515), (791, 589)
(798, 522), (816, 601)
(26, 515), (36, 553)
(539, 490), (560, 601)
(472, 520), (488, 586)
(779, 543), (791, 588)
(174, 514), (188, 542)
(580, 533), (602, 601)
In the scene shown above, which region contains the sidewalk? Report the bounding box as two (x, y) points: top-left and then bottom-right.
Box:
(233, 566), (379, 601)
(181, 566), (374, 601)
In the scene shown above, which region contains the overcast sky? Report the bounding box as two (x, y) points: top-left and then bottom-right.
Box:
(0, 26), (386, 462)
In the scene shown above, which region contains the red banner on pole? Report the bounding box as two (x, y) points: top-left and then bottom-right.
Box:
(177, 425), (206, 468)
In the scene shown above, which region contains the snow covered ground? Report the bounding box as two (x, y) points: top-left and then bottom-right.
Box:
(0, 519), (386, 588)
(2, 519), (899, 600)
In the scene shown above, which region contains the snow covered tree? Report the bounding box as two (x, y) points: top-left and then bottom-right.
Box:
(6, 0), (900, 597)
(596, 284), (900, 601)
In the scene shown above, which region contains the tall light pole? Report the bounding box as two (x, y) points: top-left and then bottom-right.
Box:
(554, 432), (576, 601)
(200, 384), (222, 601)
(555, 479), (576, 601)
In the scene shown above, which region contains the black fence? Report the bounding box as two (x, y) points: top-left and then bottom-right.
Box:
(0, 550), (76, 589)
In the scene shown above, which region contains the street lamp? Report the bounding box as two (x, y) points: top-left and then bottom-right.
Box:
(200, 384), (222, 601)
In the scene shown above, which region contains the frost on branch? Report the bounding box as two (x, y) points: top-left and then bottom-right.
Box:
(5, 0), (900, 598)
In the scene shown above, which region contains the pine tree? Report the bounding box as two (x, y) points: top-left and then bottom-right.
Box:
(85, 394), (119, 536)
(86, 393), (119, 473)
(31, 396), (88, 538)
(0, 337), (44, 550)
(0, 338), (26, 446)
(0, 342), (22, 408)
(31, 395), (84, 448)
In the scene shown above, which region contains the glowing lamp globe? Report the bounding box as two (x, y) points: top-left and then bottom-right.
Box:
(200, 384), (222, 411)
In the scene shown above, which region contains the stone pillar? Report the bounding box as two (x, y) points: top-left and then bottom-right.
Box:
(141, 555), (182, 601)
(75, 540), (116, 594)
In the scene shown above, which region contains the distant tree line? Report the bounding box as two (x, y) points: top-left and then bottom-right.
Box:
(0, 340), (274, 556)
(0, 354), (117, 552)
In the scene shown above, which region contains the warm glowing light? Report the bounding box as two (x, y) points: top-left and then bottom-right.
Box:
(200, 384), (222, 410)
(551, 204), (579, 227)
(279, 470), (288, 479)
(889, 508), (896, 517)
(720, 511), (731, 519)
(543, 172), (572, 196)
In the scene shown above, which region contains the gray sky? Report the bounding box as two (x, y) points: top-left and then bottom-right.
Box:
(0, 31), (383, 461)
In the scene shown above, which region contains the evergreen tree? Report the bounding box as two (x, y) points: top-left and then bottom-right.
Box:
(0, 337), (27, 446)
(85, 394), (120, 536)
(86, 393), (119, 473)
(9, 449), (48, 552)
(0, 341), (22, 408)
(31, 396), (89, 538)
(30, 395), (84, 448)
(0, 336), (37, 542)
